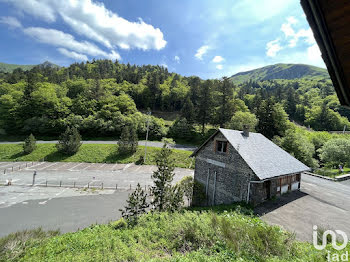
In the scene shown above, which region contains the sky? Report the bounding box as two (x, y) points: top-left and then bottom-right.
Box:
(0, 0), (326, 79)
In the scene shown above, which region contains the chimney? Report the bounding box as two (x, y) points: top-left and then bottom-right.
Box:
(243, 125), (249, 137)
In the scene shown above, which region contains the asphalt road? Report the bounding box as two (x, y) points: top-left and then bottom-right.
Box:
(0, 190), (130, 237)
(0, 140), (197, 151)
(256, 173), (350, 241)
(0, 162), (194, 237)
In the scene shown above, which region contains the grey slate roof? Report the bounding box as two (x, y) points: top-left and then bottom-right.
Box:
(194, 128), (311, 180)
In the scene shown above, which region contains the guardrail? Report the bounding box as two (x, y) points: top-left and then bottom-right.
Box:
(0, 179), (152, 193)
(303, 171), (350, 181)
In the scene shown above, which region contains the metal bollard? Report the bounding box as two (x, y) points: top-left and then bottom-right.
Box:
(46, 180), (48, 187)
(130, 184), (131, 190)
(116, 184), (118, 190)
(3, 170), (5, 174)
(101, 183), (103, 189)
(74, 182), (76, 188)
(88, 182), (90, 189)
(12, 167), (13, 171)
(60, 181), (62, 187)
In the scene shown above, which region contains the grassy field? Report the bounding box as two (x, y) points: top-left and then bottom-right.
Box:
(0, 144), (193, 169)
(0, 204), (340, 262)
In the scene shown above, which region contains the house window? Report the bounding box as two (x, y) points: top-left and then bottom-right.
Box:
(216, 141), (228, 153)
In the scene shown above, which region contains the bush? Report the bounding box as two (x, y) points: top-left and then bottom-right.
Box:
(227, 111), (258, 131)
(109, 218), (127, 230)
(120, 183), (149, 226)
(192, 180), (207, 206)
(118, 125), (138, 155)
(318, 138), (350, 167)
(275, 128), (318, 168)
(168, 118), (196, 141)
(178, 176), (194, 206)
(56, 127), (82, 155)
(23, 133), (36, 154)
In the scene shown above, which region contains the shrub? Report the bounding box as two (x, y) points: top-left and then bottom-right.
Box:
(23, 133), (36, 154)
(178, 176), (194, 206)
(118, 125), (138, 155)
(227, 111), (258, 131)
(275, 128), (318, 168)
(56, 127), (82, 155)
(192, 180), (207, 206)
(120, 183), (149, 226)
(318, 138), (350, 167)
(109, 218), (127, 230)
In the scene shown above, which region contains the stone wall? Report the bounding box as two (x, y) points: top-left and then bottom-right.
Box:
(193, 132), (255, 206)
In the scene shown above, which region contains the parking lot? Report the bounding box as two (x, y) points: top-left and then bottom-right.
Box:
(0, 161), (193, 237)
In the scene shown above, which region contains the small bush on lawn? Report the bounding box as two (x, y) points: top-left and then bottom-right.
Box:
(23, 134), (36, 154)
(56, 127), (82, 155)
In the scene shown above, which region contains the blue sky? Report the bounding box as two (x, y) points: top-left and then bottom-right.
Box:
(0, 0), (325, 79)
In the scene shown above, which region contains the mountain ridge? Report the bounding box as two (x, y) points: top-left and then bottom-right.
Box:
(0, 61), (59, 73)
(229, 63), (329, 84)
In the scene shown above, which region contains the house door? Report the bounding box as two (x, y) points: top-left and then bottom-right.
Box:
(264, 180), (271, 199)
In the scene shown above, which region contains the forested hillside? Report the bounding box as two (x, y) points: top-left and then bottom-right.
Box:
(0, 59), (349, 143)
(230, 63), (330, 84)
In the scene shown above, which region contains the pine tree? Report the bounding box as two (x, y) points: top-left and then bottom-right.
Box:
(151, 142), (176, 211)
(118, 125), (138, 154)
(197, 80), (213, 134)
(180, 96), (195, 124)
(120, 183), (149, 225)
(56, 127), (82, 155)
(23, 133), (36, 154)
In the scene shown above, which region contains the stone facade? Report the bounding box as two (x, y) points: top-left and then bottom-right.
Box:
(193, 131), (302, 206)
(193, 132), (255, 205)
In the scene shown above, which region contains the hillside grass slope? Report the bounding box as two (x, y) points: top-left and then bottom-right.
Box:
(1, 207), (338, 262)
(230, 63), (329, 84)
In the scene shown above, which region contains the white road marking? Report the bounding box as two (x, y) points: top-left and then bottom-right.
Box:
(135, 166), (142, 172)
(83, 163), (94, 170)
(37, 162), (57, 170)
(22, 202), (28, 204)
(70, 163), (84, 170)
(123, 163), (132, 171)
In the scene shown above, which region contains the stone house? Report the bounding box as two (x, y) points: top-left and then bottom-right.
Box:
(191, 128), (310, 206)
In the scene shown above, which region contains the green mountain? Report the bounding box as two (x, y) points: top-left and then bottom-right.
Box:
(229, 63), (330, 84)
(0, 61), (59, 73)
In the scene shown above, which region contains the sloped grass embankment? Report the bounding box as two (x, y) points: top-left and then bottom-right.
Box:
(0, 144), (193, 169)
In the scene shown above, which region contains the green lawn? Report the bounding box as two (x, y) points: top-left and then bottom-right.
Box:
(0, 205), (339, 262)
(0, 144), (193, 169)
(314, 167), (350, 178)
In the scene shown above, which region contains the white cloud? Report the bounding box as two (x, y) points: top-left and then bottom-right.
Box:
(23, 27), (120, 60)
(306, 43), (323, 65)
(160, 63), (168, 68)
(266, 39), (282, 57)
(174, 55), (180, 63)
(0, 16), (22, 28)
(195, 45), (210, 60)
(280, 16), (315, 48)
(216, 64), (223, 70)
(4, 0), (166, 51)
(1, 0), (56, 22)
(212, 56), (224, 63)
(57, 48), (88, 61)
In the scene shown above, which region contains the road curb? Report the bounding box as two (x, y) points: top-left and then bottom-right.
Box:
(303, 171), (350, 182)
